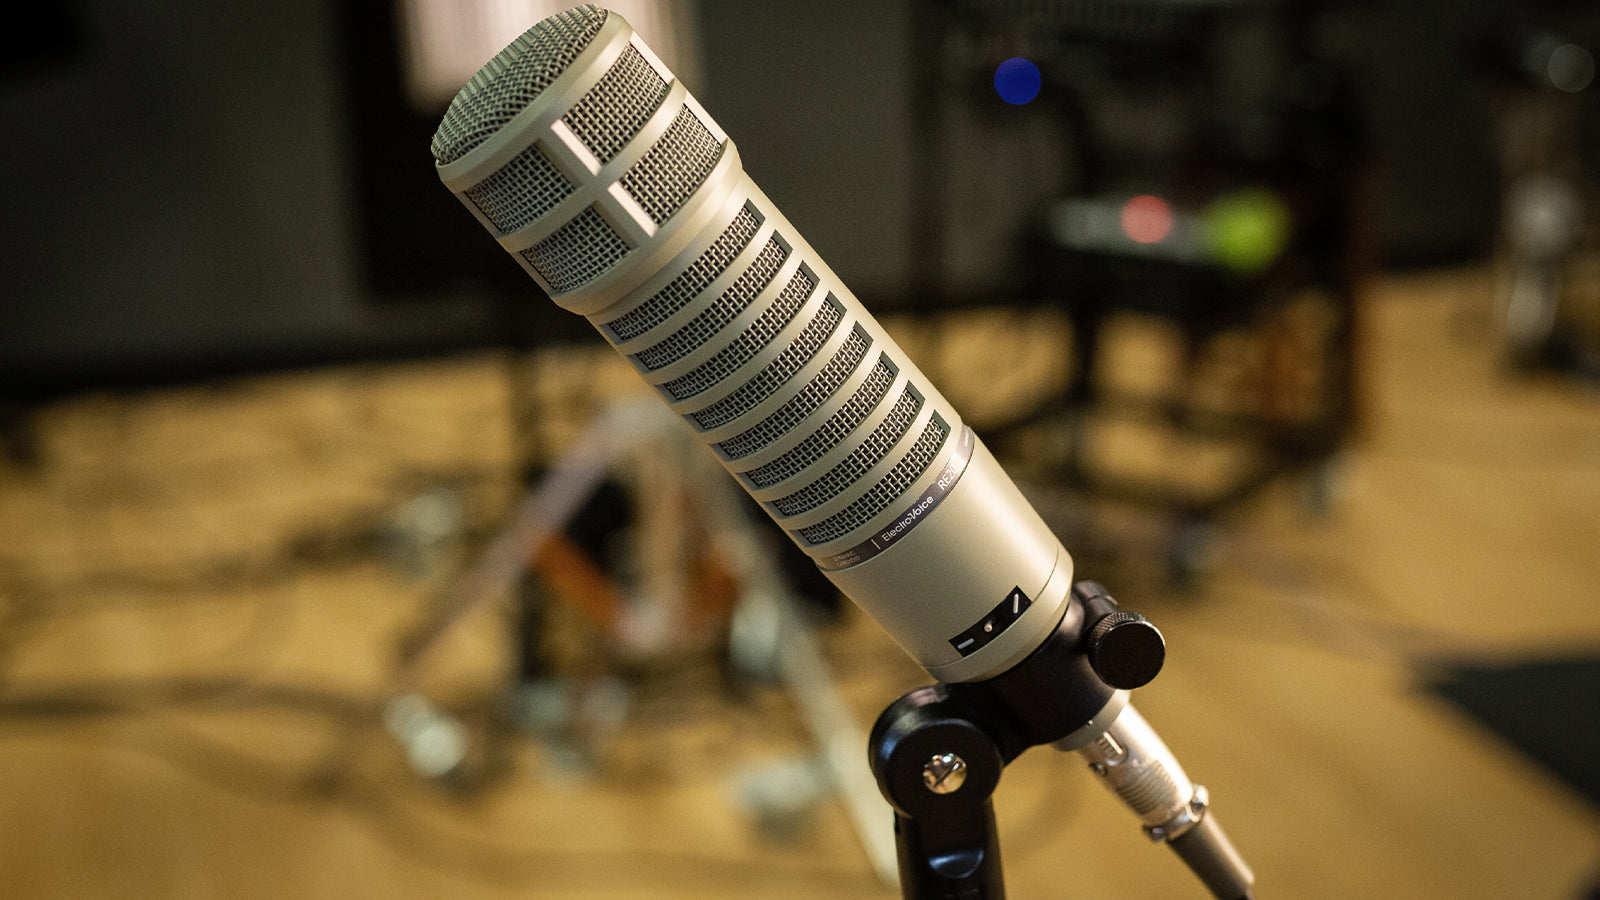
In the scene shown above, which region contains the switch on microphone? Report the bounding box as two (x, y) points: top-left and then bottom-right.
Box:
(948, 586), (1033, 657)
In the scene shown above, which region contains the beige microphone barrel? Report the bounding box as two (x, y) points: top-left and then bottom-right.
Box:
(432, 5), (1070, 682)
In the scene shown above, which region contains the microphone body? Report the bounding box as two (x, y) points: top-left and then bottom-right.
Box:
(430, 8), (1254, 897)
(432, 5), (1069, 686)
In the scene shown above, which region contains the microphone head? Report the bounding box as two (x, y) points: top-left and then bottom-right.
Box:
(430, 5), (611, 167)
(430, 4), (733, 304)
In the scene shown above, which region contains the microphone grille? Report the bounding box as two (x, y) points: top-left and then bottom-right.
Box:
(561, 43), (669, 163)
(659, 264), (818, 402)
(462, 143), (573, 233)
(631, 235), (790, 371)
(712, 329), (875, 461)
(603, 204), (765, 342)
(687, 298), (845, 432)
(796, 413), (953, 546)
(770, 385), (925, 518)
(743, 355), (898, 488)
(617, 106), (725, 224)
(518, 205), (632, 295)
(430, 4), (609, 166)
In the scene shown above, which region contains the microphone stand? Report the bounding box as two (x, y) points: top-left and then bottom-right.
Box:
(868, 582), (1255, 900)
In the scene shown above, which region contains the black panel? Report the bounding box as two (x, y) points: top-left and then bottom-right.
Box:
(1427, 655), (1600, 810)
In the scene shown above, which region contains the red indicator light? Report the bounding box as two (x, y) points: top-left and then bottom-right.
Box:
(1120, 194), (1174, 244)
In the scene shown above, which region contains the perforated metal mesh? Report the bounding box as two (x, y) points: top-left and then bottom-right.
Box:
(463, 142), (572, 233)
(633, 236), (788, 371)
(717, 330), (873, 461)
(432, 5), (608, 165)
(520, 205), (630, 293)
(661, 266), (816, 401)
(603, 204), (762, 343)
(744, 357), (896, 489)
(771, 386), (924, 517)
(619, 106), (724, 224)
(690, 296), (845, 431)
(561, 44), (669, 162)
(796, 414), (952, 546)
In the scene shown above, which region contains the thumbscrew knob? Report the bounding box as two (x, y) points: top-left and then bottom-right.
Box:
(1086, 610), (1165, 689)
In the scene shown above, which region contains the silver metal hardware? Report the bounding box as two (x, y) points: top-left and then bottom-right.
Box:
(923, 752), (968, 794)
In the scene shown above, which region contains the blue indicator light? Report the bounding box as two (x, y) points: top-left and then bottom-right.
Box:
(994, 57), (1041, 105)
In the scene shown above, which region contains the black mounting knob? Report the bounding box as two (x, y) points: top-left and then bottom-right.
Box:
(1086, 610), (1165, 689)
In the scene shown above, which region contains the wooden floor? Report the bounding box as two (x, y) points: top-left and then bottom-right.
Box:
(2, 266), (1598, 899)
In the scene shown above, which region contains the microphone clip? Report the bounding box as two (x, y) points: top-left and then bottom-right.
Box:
(867, 581), (1161, 898)
(866, 581), (1254, 900)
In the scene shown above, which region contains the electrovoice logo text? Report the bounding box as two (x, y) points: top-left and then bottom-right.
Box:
(880, 494), (937, 543)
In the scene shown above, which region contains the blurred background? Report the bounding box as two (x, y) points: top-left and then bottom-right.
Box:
(2, 0), (1599, 897)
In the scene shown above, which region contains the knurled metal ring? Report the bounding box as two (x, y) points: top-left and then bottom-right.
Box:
(1145, 784), (1209, 843)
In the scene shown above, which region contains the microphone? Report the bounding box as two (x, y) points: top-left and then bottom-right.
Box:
(430, 6), (1254, 897)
